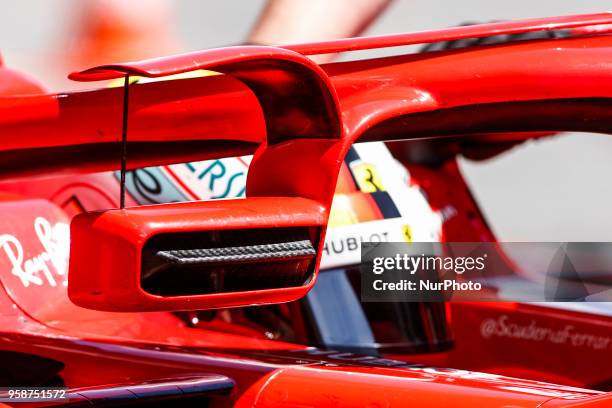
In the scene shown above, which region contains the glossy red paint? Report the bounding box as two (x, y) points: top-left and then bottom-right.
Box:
(1, 29), (611, 181)
(571, 23), (612, 36)
(69, 45), (342, 145)
(236, 364), (601, 407)
(0, 75), (263, 179)
(69, 198), (327, 311)
(0, 331), (602, 408)
(0, 14), (612, 407)
(68, 30), (612, 147)
(328, 35), (612, 139)
(393, 302), (612, 390)
(246, 33), (612, 227)
(284, 12), (612, 55)
(542, 392), (612, 407)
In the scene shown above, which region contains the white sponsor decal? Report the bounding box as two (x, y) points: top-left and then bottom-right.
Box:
(165, 156), (251, 200)
(0, 217), (70, 288)
(480, 314), (611, 350)
(321, 218), (410, 270)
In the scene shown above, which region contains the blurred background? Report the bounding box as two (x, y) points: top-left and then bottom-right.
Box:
(1, 0), (611, 242)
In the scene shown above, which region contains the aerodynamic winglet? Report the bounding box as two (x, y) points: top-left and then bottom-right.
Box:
(70, 46), (342, 143)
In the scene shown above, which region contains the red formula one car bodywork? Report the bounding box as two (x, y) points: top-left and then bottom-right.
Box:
(0, 13), (612, 407)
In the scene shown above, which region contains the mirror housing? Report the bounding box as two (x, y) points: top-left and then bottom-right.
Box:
(68, 197), (326, 311)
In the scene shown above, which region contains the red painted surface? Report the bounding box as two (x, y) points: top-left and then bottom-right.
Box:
(1, 29), (611, 179)
(284, 12), (612, 55)
(0, 14), (611, 406)
(69, 198), (327, 311)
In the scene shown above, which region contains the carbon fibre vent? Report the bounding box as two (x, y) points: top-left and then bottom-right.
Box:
(156, 240), (316, 265)
(141, 227), (319, 297)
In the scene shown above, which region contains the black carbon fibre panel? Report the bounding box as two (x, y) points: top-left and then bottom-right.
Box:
(156, 240), (316, 265)
(140, 227), (320, 296)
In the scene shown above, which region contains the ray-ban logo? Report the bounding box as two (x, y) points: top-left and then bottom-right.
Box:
(0, 217), (69, 288)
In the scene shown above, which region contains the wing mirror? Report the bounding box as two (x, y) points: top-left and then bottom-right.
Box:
(68, 197), (326, 311)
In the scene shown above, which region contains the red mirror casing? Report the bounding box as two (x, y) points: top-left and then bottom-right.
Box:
(69, 197), (327, 311)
